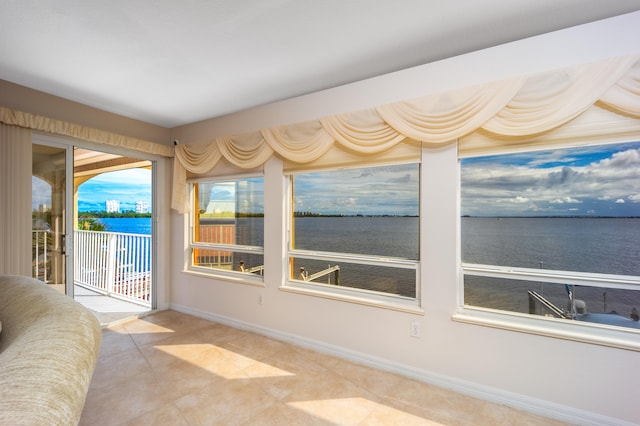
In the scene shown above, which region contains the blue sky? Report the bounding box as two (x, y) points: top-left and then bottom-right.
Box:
(32, 142), (639, 217)
(32, 168), (151, 212)
(77, 168), (151, 212)
(461, 141), (640, 217)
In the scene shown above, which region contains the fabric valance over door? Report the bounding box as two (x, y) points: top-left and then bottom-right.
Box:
(0, 107), (173, 157)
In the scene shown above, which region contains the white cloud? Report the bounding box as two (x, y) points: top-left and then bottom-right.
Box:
(595, 147), (640, 168)
(461, 142), (640, 216)
(615, 199), (625, 204)
(550, 197), (581, 204)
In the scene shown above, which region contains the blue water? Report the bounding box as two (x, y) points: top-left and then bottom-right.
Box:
(294, 216), (419, 259)
(102, 216), (640, 275)
(101, 216), (640, 319)
(462, 217), (640, 320)
(462, 217), (640, 276)
(98, 217), (152, 235)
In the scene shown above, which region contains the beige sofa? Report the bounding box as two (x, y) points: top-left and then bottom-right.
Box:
(0, 274), (101, 425)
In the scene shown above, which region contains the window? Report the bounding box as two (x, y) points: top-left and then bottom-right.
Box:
(190, 177), (264, 279)
(287, 163), (420, 306)
(460, 141), (640, 333)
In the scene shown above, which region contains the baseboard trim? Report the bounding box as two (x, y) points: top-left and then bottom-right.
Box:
(168, 303), (633, 426)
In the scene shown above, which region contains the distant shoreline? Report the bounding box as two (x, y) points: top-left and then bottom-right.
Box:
(462, 215), (639, 219)
(78, 211), (151, 218)
(79, 212), (639, 219)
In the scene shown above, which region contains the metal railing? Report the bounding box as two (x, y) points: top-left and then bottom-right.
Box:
(32, 229), (51, 283)
(74, 230), (152, 307)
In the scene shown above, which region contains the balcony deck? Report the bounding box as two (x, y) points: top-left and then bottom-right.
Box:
(73, 284), (151, 327)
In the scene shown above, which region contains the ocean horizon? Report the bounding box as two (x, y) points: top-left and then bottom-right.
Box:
(98, 216), (639, 319)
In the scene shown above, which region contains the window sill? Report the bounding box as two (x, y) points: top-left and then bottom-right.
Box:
(281, 280), (424, 315)
(453, 307), (640, 352)
(183, 267), (266, 288)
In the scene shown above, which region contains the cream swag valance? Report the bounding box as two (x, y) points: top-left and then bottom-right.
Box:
(0, 107), (173, 157)
(173, 55), (640, 213)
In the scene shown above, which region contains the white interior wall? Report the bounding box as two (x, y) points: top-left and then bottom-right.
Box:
(169, 12), (640, 425)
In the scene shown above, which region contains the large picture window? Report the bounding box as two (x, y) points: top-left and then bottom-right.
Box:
(190, 177), (264, 279)
(287, 163), (420, 303)
(461, 141), (640, 331)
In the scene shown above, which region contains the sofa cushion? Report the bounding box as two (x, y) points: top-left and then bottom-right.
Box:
(0, 275), (101, 425)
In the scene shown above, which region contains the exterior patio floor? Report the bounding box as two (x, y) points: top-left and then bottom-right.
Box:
(73, 284), (152, 327)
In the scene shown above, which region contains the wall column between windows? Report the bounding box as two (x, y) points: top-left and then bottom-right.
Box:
(262, 156), (286, 289)
(420, 143), (460, 310)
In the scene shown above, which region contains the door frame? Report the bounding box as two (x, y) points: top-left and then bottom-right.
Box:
(32, 132), (165, 310)
(32, 134), (74, 296)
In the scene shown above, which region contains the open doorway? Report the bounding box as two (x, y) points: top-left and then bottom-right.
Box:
(32, 141), (155, 325)
(73, 148), (154, 324)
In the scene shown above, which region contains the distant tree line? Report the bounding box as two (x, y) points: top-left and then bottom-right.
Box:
(78, 210), (152, 218)
(294, 212), (417, 217)
(78, 218), (106, 231)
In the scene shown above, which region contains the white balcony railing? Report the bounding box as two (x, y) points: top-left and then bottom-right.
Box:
(32, 229), (51, 283)
(74, 230), (152, 307)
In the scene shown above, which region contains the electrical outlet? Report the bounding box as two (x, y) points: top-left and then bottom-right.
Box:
(258, 295), (263, 305)
(410, 321), (421, 338)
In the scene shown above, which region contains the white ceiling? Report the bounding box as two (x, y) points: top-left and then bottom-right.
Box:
(2, 1), (640, 128)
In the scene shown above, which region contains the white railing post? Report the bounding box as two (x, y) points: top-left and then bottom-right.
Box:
(31, 230), (51, 283)
(105, 233), (117, 295)
(73, 229), (151, 308)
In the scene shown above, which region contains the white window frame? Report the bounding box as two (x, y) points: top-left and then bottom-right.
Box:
(282, 163), (423, 314)
(456, 141), (640, 351)
(187, 175), (265, 285)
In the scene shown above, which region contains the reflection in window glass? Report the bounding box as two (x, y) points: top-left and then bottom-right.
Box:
(290, 163), (419, 299)
(461, 142), (640, 329)
(192, 178), (264, 275)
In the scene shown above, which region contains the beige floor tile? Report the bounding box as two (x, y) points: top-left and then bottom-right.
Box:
(284, 395), (380, 425)
(242, 346), (327, 382)
(91, 346), (152, 390)
(150, 357), (224, 401)
(98, 328), (138, 357)
(195, 322), (253, 344)
(244, 400), (334, 425)
(328, 358), (406, 399)
(218, 331), (292, 360)
(383, 377), (486, 424)
(476, 402), (570, 426)
(244, 359), (327, 401)
(362, 403), (443, 425)
(82, 311), (571, 426)
(120, 321), (179, 347)
(80, 373), (172, 426)
(271, 345), (332, 375)
(174, 378), (277, 425)
(138, 329), (227, 368)
(281, 370), (382, 425)
(138, 340), (204, 368)
(126, 402), (190, 426)
(289, 344), (347, 370)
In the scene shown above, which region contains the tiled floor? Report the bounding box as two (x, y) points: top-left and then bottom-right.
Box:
(80, 310), (570, 425)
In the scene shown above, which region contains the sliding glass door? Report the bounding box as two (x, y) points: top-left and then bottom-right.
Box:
(32, 141), (73, 295)
(32, 134), (156, 315)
